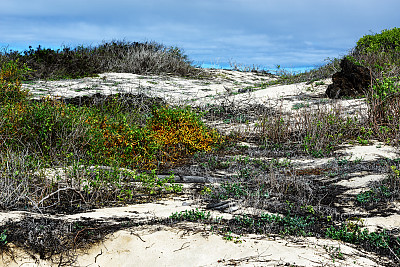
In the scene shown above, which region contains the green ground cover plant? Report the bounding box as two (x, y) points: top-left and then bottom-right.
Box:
(326, 220), (400, 261)
(170, 209), (216, 222)
(356, 164), (400, 208)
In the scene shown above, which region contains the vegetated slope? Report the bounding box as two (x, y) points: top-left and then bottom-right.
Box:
(1, 30), (400, 265)
(0, 40), (201, 80)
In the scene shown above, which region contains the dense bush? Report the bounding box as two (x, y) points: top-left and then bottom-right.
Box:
(0, 59), (221, 170)
(350, 28), (400, 79)
(0, 60), (30, 103)
(0, 41), (201, 80)
(355, 28), (400, 53)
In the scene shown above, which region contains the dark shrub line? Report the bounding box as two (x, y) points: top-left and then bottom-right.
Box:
(0, 40), (202, 80)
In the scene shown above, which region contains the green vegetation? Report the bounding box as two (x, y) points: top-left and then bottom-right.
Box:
(0, 57), (222, 212)
(356, 185), (392, 205)
(0, 60), (31, 103)
(0, 41), (201, 80)
(355, 28), (400, 53)
(2, 30), (400, 265)
(170, 209), (215, 222)
(232, 213), (316, 236)
(170, 209), (317, 237)
(352, 28), (400, 78)
(356, 165), (400, 207)
(326, 220), (400, 259)
(0, 230), (7, 246)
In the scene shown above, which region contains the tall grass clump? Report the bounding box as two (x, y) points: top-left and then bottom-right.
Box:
(1, 40), (201, 80)
(258, 103), (361, 157)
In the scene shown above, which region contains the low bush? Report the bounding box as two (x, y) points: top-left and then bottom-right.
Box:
(1, 40), (201, 80)
(0, 60), (30, 103)
(0, 59), (222, 170)
(351, 28), (400, 79)
(365, 76), (400, 145)
(355, 28), (400, 53)
(150, 106), (222, 165)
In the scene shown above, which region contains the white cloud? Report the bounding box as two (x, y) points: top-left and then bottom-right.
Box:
(1, 0), (399, 67)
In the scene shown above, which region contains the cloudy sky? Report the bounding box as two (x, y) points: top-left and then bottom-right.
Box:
(1, 0), (399, 69)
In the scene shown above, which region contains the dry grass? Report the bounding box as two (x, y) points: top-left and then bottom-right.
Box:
(257, 101), (363, 157)
(0, 40), (202, 80)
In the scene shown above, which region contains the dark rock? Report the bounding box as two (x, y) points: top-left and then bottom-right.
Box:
(326, 57), (372, 98)
(206, 200), (238, 212)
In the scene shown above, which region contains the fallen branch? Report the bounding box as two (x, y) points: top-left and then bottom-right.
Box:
(37, 187), (85, 207)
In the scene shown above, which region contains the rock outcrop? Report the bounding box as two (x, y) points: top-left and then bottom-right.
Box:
(326, 57), (371, 98)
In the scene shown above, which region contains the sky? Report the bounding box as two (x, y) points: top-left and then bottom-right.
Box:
(1, 0), (399, 70)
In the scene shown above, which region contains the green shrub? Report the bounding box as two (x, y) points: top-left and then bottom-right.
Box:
(0, 98), (90, 162)
(84, 110), (159, 168)
(19, 45), (100, 79)
(351, 28), (400, 79)
(356, 28), (400, 53)
(149, 106), (223, 164)
(0, 90), (222, 170)
(0, 60), (31, 103)
(371, 76), (400, 100)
